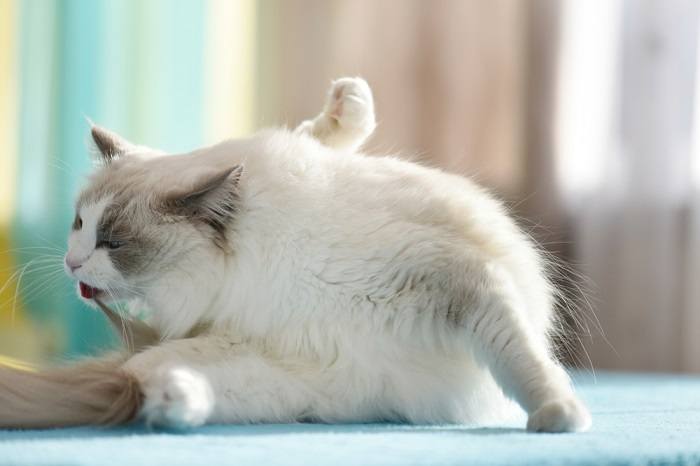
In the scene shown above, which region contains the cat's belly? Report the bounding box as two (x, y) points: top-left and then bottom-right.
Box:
(245, 326), (523, 425)
(312, 344), (522, 424)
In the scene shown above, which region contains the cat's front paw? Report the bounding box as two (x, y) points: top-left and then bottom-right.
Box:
(141, 366), (214, 429)
(325, 77), (376, 134)
(526, 397), (592, 433)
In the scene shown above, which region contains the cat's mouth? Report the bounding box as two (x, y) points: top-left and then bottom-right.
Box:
(79, 281), (103, 300)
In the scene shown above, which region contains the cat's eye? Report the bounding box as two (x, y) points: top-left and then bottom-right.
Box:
(73, 215), (82, 230)
(97, 239), (125, 250)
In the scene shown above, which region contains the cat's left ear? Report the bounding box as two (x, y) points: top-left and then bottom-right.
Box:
(90, 125), (137, 163)
(163, 165), (244, 246)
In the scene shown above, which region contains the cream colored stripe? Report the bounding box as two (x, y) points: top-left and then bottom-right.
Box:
(203, 0), (257, 142)
(0, 355), (35, 372)
(0, 0), (17, 223)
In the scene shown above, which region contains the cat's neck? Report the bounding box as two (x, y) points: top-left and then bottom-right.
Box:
(143, 256), (228, 339)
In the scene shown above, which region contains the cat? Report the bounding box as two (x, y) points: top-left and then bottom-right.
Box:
(0, 77), (591, 433)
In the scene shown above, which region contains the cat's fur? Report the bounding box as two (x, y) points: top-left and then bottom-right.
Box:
(0, 78), (591, 432)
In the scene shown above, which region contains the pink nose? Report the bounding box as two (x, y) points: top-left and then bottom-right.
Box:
(65, 256), (83, 272)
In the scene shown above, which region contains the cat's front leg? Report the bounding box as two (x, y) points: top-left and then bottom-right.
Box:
(122, 337), (312, 428)
(295, 77), (376, 152)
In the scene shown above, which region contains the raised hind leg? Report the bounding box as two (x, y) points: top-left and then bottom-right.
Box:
(295, 77), (376, 152)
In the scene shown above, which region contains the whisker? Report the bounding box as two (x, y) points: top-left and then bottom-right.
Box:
(0, 256), (59, 296)
(4, 272), (68, 311)
(0, 260), (67, 321)
(0, 246), (65, 255)
(29, 233), (66, 253)
(0, 258), (64, 274)
(10, 258), (46, 324)
(100, 282), (135, 352)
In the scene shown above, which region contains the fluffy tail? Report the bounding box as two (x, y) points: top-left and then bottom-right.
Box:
(0, 354), (142, 428)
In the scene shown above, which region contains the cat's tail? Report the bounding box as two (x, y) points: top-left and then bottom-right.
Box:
(0, 353), (142, 428)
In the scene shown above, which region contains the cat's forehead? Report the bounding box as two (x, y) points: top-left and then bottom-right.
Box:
(78, 196), (113, 224)
(76, 162), (150, 210)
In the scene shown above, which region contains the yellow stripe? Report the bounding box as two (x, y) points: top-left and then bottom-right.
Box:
(0, 0), (43, 364)
(0, 0), (18, 223)
(0, 0), (20, 325)
(0, 355), (35, 372)
(203, 0), (257, 142)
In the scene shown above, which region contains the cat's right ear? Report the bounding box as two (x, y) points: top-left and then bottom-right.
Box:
(90, 125), (136, 163)
(161, 165), (244, 250)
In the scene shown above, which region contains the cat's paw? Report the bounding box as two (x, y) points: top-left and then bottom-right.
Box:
(297, 77), (376, 150)
(140, 366), (214, 429)
(324, 77), (376, 134)
(526, 397), (592, 433)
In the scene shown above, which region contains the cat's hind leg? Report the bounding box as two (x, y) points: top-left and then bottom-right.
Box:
(295, 77), (376, 152)
(455, 263), (592, 433)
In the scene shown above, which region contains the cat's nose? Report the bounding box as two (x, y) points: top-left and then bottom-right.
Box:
(64, 255), (84, 272)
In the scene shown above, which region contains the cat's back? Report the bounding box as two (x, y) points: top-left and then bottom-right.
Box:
(235, 129), (526, 261)
(229, 130), (552, 332)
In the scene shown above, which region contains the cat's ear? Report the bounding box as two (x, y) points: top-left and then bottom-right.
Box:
(90, 125), (136, 163)
(162, 165), (244, 246)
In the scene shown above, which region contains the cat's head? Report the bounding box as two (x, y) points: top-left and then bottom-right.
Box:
(64, 126), (242, 306)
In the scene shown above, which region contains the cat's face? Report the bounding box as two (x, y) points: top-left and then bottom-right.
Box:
(64, 126), (242, 305)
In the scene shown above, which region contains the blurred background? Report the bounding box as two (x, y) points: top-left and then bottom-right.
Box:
(1, 0), (699, 373)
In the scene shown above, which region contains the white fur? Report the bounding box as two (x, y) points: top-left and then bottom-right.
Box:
(66, 197), (130, 300)
(67, 78), (591, 432)
(295, 77), (376, 152)
(140, 365), (214, 428)
(66, 198), (110, 270)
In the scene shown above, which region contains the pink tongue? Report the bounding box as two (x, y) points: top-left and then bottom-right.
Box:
(79, 282), (98, 299)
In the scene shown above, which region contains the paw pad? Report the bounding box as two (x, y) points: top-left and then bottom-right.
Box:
(325, 77), (375, 131)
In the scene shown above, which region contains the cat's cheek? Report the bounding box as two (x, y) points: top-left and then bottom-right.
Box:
(88, 252), (120, 280)
(74, 251), (129, 299)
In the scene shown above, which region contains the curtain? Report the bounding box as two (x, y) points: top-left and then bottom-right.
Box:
(557, 0), (700, 372)
(254, 0), (526, 197)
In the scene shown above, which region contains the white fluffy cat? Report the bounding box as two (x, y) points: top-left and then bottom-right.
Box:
(0, 78), (591, 433)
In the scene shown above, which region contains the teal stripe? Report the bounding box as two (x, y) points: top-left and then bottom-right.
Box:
(16, 1), (56, 226)
(131, 0), (205, 152)
(15, 0), (206, 358)
(54, 0), (115, 355)
(98, 0), (138, 135)
(15, 1), (71, 351)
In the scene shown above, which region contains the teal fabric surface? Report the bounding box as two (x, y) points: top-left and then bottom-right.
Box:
(0, 372), (699, 466)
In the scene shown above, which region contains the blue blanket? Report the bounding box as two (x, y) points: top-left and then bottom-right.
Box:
(1, 372), (699, 466)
